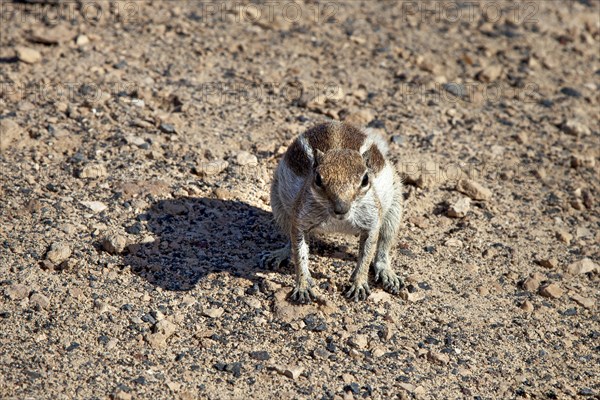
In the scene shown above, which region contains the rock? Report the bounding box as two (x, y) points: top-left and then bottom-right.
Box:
(0, 119), (24, 150)
(538, 258), (558, 269)
(284, 366), (304, 380)
(427, 350), (450, 364)
(202, 307), (224, 318)
(447, 197), (471, 218)
(581, 189), (594, 209)
(102, 234), (128, 254)
(368, 291), (392, 304)
(443, 82), (467, 98)
(476, 286), (489, 296)
(29, 25), (75, 44)
(539, 283), (563, 299)
(113, 390), (132, 400)
(46, 242), (72, 264)
(456, 179), (492, 201)
(555, 229), (572, 244)
(94, 299), (117, 314)
(522, 272), (544, 292)
(6, 283), (30, 300)
(570, 154), (596, 169)
(520, 300), (534, 312)
(570, 292), (594, 309)
(562, 120), (590, 136)
(444, 238), (463, 248)
(78, 164), (107, 179)
(193, 160), (229, 176)
(80, 201), (108, 213)
(15, 46), (41, 64)
(124, 135), (147, 148)
(343, 109), (375, 126)
(348, 334), (368, 350)
(235, 151), (258, 166)
(159, 123), (176, 134)
(30, 293), (50, 309)
(273, 365), (303, 380)
(249, 351), (270, 361)
(476, 64), (503, 82)
(147, 319), (178, 348)
(566, 259), (598, 275)
(399, 383), (416, 393)
(75, 34), (90, 46)
(560, 87), (581, 98)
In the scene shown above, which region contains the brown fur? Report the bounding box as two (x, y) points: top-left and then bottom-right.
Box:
(284, 139), (311, 176)
(362, 144), (385, 173)
(284, 122), (368, 177)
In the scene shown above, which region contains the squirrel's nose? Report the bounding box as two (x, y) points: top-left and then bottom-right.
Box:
(333, 201), (350, 215)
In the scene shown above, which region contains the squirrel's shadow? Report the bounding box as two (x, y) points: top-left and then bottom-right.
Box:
(125, 197), (357, 291)
(125, 198), (280, 291)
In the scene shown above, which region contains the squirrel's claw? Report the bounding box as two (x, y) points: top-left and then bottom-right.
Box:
(375, 269), (403, 294)
(290, 286), (316, 304)
(345, 281), (371, 302)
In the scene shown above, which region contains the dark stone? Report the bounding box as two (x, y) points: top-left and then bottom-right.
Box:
(561, 308), (577, 316)
(141, 313), (156, 324)
(225, 362), (242, 378)
(159, 123), (176, 134)
(367, 119), (386, 129)
(425, 336), (440, 345)
(113, 60), (128, 69)
(560, 87), (581, 98)
(326, 341), (337, 353)
(418, 282), (431, 291)
(249, 351), (270, 361)
(66, 342), (80, 352)
(443, 83), (467, 98)
(344, 383), (360, 394)
(132, 376), (147, 385)
(424, 246), (436, 253)
(213, 362), (226, 371)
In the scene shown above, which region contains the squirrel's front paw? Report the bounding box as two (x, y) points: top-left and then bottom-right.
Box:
(345, 281), (371, 302)
(290, 285), (316, 304)
(375, 269), (403, 294)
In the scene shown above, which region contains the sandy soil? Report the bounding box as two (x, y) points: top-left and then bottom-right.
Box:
(1, 1), (599, 399)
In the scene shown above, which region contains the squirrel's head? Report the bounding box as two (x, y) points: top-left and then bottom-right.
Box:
(311, 149), (371, 219)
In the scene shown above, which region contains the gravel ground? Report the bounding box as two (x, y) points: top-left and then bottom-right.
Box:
(1, 1), (599, 399)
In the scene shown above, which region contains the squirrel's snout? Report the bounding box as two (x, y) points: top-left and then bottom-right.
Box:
(333, 200), (351, 217)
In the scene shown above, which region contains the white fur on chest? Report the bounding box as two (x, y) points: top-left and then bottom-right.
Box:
(314, 217), (361, 236)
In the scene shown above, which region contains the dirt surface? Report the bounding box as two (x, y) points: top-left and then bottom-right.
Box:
(1, 1), (599, 399)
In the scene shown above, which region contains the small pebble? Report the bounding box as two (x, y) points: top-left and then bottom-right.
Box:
(46, 242), (72, 265)
(447, 197), (471, 218)
(16, 46), (41, 64)
(567, 258), (598, 275)
(102, 234), (128, 254)
(456, 179), (492, 201)
(539, 283), (563, 299)
(30, 292), (50, 309)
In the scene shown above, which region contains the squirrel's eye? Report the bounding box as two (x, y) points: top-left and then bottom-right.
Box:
(315, 173), (323, 188)
(361, 174), (369, 187)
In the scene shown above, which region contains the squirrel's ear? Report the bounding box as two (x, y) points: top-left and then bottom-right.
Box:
(314, 149), (325, 167)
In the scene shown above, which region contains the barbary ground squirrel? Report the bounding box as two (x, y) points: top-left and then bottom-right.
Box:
(261, 122), (404, 303)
